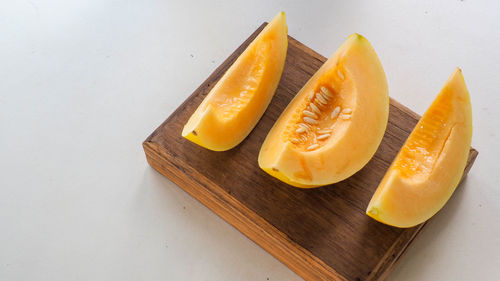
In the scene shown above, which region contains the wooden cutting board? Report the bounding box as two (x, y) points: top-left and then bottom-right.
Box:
(143, 23), (478, 281)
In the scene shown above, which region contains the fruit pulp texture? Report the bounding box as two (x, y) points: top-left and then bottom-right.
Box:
(210, 44), (268, 121)
(395, 86), (455, 178)
(283, 67), (350, 150)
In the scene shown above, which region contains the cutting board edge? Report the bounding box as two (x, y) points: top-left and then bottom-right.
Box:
(143, 139), (477, 281)
(142, 139), (478, 281)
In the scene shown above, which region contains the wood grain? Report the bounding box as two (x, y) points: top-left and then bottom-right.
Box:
(143, 23), (478, 281)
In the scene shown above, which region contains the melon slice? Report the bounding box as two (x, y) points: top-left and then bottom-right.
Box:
(366, 68), (473, 228)
(258, 34), (389, 187)
(182, 12), (288, 151)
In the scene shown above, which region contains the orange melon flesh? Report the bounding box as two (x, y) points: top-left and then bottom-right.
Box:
(182, 12), (288, 151)
(258, 34), (389, 187)
(366, 68), (473, 228)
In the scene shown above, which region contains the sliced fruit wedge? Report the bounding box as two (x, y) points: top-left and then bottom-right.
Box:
(182, 12), (288, 151)
(258, 34), (389, 187)
(366, 68), (473, 228)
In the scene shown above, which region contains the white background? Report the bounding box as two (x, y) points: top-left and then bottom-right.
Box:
(1, 1), (499, 280)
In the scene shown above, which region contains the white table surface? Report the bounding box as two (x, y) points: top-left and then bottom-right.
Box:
(1, 1), (499, 280)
